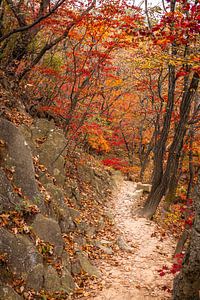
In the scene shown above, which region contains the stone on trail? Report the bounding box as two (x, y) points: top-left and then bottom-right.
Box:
(136, 182), (152, 193)
(133, 189), (143, 199)
(116, 236), (134, 253)
(94, 241), (113, 255)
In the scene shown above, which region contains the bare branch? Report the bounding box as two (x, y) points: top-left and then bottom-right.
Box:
(0, 0), (66, 43)
(18, 0), (96, 80)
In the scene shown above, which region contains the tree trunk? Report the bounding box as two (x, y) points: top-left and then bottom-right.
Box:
(187, 128), (195, 198)
(164, 173), (179, 211)
(144, 64), (175, 203)
(172, 171), (200, 300)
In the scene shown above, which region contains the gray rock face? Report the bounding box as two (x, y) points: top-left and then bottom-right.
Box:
(0, 169), (20, 213)
(21, 118), (66, 186)
(62, 251), (71, 272)
(0, 119), (42, 207)
(44, 183), (76, 234)
(44, 266), (75, 294)
(0, 285), (22, 300)
(26, 263), (44, 291)
(32, 214), (64, 256)
(0, 228), (43, 276)
(44, 184), (76, 233)
(0, 118), (113, 297)
(60, 268), (76, 294)
(36, 125), (66, 186)
(44, 266), (61, 291)
(32, 119), (56, 139)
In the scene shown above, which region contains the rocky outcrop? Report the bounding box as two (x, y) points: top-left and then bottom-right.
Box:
(0, 117), (113, 299)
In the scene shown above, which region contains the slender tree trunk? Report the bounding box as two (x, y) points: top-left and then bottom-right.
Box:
(148, 64), (176, 195)
(174, 228), (190, 256)
(164, 173), (179, 211)
(174, 128), (195, 255)
(172, 171), (200, 300)
(187, 128), (195, 198)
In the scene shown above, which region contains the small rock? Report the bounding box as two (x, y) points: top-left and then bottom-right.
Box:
(99, 239), (113, 245)
(77, 252), (101, 277)
(116, 236), (134, 253)
(97, 244), (113, 255)
(133, 189), (143, 199)
(71, 259), (82, 275)
(136, 182), (152, 193)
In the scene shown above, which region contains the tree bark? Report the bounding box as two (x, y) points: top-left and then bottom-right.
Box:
(172, 171), (200, 300)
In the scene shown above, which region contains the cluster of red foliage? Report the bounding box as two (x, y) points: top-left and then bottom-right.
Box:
(101, 157), (128, 170)
(158, 253), (184, 277)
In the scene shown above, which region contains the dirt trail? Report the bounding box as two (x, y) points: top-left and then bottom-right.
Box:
(91, 180), (176, 300)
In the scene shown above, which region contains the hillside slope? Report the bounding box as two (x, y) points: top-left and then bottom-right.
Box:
(0, 117), (116, 300)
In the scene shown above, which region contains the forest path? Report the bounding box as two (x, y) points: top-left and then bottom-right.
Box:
(90, 180), (176, 300)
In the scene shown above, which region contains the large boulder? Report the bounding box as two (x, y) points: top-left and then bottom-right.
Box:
(0, 169), (20, 213)
(44, 184), (70, 220)
(43, 184), (76, 233)
(31, 118), (56, 140)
